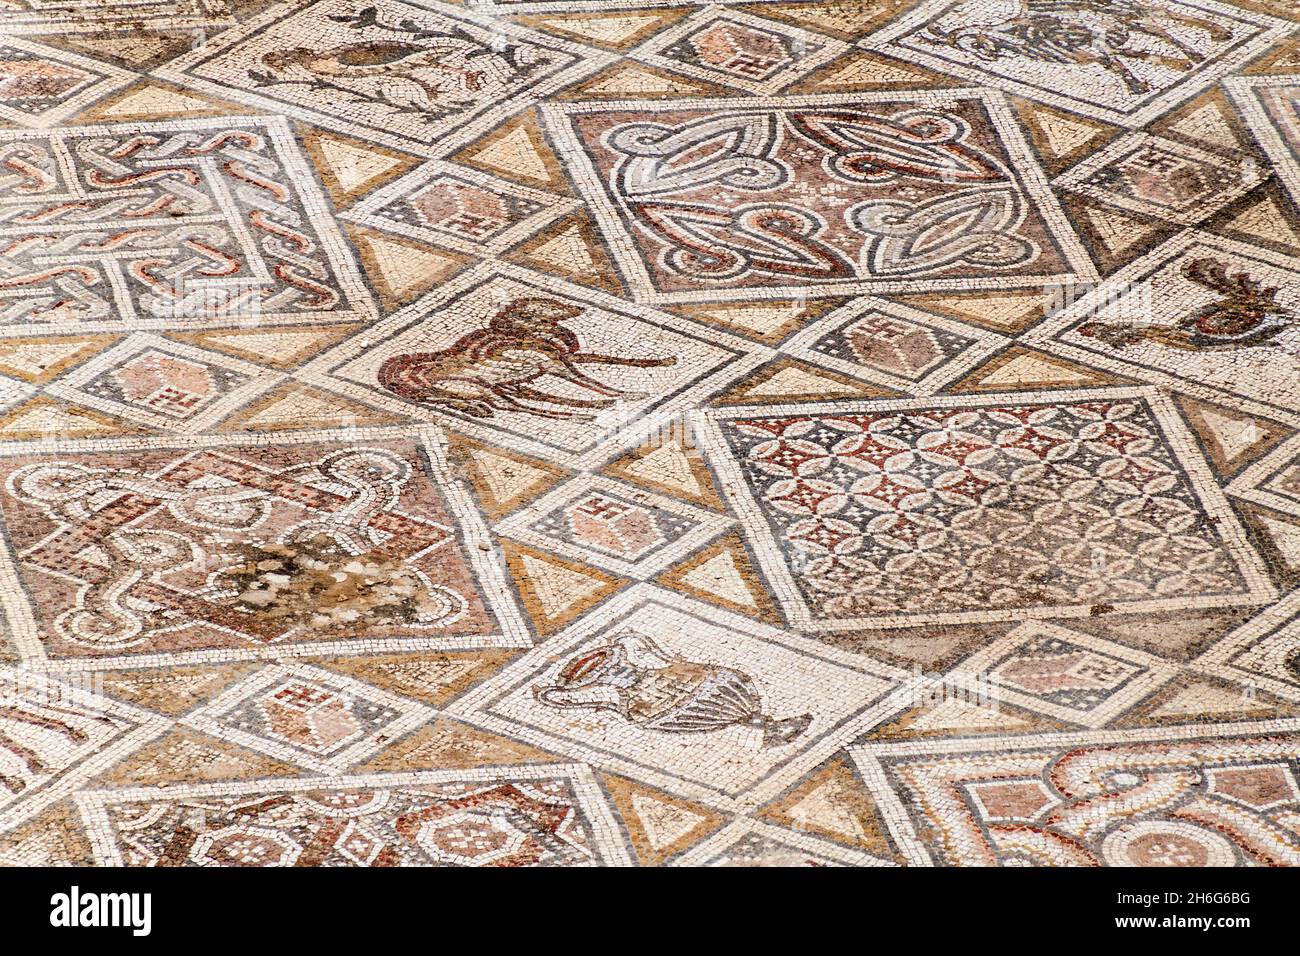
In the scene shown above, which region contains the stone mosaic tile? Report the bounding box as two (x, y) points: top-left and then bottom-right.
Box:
(627, 7), (850, 95)
(0, 115), (375, 332)
(297, 263), (766, 468)
(342, 160), (578, 257)
(1053, 132), (1264, 226)
(0, 0), (1298, 869)
(76, 765), (633, 866)
(851, 722), (1300, 865)
(864, 0), (1291, 128)
(448, 585), (908, 810)
(158, 0), (615, 158)
(0, 39), (136, 127)
(541, 90), (1097, 303)
(696, 388), (1274, 631)
(0, 427), (530, 668)
(495, 474), (731, 578)
(180, 661), (437, 773)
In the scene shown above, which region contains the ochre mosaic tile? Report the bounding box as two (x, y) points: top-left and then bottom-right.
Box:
(1, 0), (1299, 868)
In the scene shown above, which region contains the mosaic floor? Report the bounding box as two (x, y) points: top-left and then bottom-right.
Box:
(1, 0), (1300, 869)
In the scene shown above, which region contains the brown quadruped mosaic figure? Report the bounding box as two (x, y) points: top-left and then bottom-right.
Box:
(377, 296), (678, 420)
(533, 631), (813, 748)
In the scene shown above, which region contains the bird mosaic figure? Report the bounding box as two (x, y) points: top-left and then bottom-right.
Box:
(1078, 257), (1294, 351)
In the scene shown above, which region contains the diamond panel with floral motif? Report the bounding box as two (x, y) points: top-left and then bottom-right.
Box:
(630, 7), (849, 95)
(0, 116), (373, 331)
(182, 663), (435, 772)
(495, 476), (732, 578)
(343, 161), (575, 256)
(1054, 133), (1263, 225)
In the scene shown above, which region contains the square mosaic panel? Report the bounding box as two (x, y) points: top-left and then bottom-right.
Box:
(541, 90), (1096, 303)
(160, 0), (614, 158)
(1036, 234), (1300, 411)
(852, 725), (1300, 866)
(696, 388), (1274, 631)
(1195, 593), (1300, 705)
(449, 586), (905, 809)
(1230, 74), (1300, 216)
(299, 263), (766, 467)
(671, 820), (891, 867)
(1228, 434), (1300, 518)
(76, 766), (633, 866)
(0, 116), (374, 332)
(0, 427), (529, 668)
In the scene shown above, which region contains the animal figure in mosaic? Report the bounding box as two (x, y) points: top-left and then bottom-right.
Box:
(1079, 257), (1294, 350)
(533, 630), (812, 748)
(256, 6), (547, 117)
(0, 701), (113, 794)
(1286, 648), (1300, 684)
(920, 0), (1233, 95)
(378, 296), (678, 421)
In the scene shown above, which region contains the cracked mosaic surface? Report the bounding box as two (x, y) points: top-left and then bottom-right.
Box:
(1, 0), (1300, 868)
